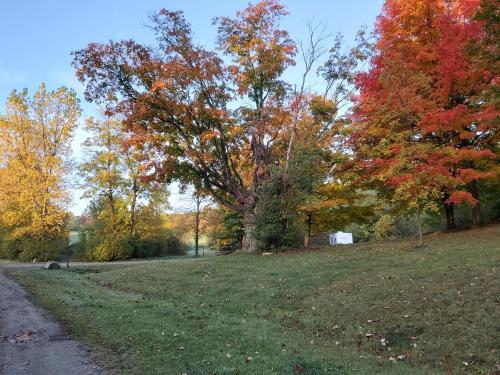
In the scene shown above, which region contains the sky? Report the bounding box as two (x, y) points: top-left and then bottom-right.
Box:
(0, 0), (384, 215)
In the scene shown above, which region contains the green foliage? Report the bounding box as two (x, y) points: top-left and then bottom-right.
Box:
(254, 173), (304, 250)
(131, 232), (187, 258)
(0, 232), (68, 261)
(222, 211), (245, 244)
(478, 177), (500, 221)
(203, 207), (244, 249)
(254, 145), (333, 250)
(304, 186), (377, 235)
(346, 210), (425, 243)
(131, 189), (187, 257)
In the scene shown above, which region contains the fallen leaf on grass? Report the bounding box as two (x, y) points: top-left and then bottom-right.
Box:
(293, 364), (305, 373)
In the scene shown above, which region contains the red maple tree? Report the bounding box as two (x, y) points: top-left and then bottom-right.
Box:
(352, 0), (498, 229)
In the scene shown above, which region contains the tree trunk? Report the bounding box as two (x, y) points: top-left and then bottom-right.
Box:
(240, 133), (267, 253)
(304, 212), (312, 248)
(467, 180), (483, 226)
(194, 194), (201, 257)
(285, 124), (297, 171)
(129, 179), (138, 238)
(415, 210), (423, 246)
(194, 226), (199, 257)
(444, 202), (456, 230)
(242, 209), (258, 253)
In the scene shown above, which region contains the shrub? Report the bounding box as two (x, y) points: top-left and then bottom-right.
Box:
(0, 233), (67, 262)
(90, 234), (134, 261)
(254, 175), (303, 250)
(373, 214), (396, 240)
(131, 232), (187, 258)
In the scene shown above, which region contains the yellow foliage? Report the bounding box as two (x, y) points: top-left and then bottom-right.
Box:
(0, 84), (80, 259)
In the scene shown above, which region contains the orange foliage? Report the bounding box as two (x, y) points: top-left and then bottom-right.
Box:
(352, 0), (498, 213)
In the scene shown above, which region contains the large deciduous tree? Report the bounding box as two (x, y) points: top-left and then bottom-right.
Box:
(352, 0), (499, 230)
(72, 0), (374, 251)
(0, 84), (80, 260)
(72, 1), (297, 252)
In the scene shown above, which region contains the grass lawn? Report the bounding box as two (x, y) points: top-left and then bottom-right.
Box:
(10, 225), (500, 375)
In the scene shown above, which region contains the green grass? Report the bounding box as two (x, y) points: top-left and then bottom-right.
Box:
(10, 225), (500, 374)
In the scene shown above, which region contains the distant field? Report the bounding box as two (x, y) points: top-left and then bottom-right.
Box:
(69, 231), (80, 245)
(10, 225), (500, 374)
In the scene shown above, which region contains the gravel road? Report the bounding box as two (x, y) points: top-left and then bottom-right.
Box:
(0, 270), (101, 375)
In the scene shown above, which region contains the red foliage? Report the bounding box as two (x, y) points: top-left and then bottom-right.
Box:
(351, 0), (498, 210)
(386, 174), (411, 187)
(446, 190), (478, 206)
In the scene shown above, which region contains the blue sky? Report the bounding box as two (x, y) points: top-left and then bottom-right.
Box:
(0, 0), (384, 214)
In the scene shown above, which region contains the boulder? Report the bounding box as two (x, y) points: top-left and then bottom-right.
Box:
(43, 262), (61, 270)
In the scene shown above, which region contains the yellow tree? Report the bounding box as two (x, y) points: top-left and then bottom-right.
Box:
(0, 84), (80, 261)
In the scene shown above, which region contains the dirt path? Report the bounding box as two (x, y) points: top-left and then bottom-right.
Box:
(0, 255), (209, 270)
(0, 271), (101, 375)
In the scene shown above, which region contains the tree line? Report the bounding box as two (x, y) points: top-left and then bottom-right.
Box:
(1, 0), (498, 260)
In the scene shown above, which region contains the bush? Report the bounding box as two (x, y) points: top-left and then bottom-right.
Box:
(254, 175), (303, 250)
(89, 234), (134, 261)
(0, 237), (17, 260)
(373, 214), (396, 240)
(131, 232), (187, 258)
(0, 233), (67, 262)
(161, 235), (187, 256)
(203, 208), (244, 249)
(71, 231), (90, 261)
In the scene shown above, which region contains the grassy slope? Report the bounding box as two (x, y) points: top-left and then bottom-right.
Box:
(10, 225), (500, 375)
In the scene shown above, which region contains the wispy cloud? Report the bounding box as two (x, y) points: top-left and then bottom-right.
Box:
(49, 69), (84, 94)
(0, 65), (24, 82)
